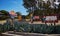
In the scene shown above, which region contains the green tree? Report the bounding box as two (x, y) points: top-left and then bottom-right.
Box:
(23, 0), (59, 16)
(16, 12), (21, 16)
(0, 10), (9, 16)
(23, 0), (51, 16)
(0, 10), (9, 20)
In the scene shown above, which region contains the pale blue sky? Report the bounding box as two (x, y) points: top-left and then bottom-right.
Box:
(0, 0), (28, 15)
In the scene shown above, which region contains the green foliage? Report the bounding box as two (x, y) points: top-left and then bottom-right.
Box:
(16, 12), (21, 16)
(0, 10), (9, 20)
(23, 0), (60, 17)
(0, 24), (3, 33)
(3, 23), (13, 32)
(0, 10), (9, 15)
(14, 23), (54, 34)
(44, 25), (54, 34)
(55, 25), (60, 34)
(23, 0), (51, 16)
(14, 23), (31, 32)
(30, 24), (54, 34)
(0, 10), (22, 20)
(0, 22), (60, 34)
(23, 0), (35, 9)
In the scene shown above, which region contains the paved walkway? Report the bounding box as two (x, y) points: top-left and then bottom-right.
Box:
(0, 19), (60, 25)
(1, 31), (60, 36)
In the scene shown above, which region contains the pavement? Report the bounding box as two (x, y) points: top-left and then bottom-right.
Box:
(0, 19), (60, 25)
(1, 31), (60, 36)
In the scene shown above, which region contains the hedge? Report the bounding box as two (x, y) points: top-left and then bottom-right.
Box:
(30, 24), (54, 34)
(0, 23), (60, 34)
(14, 22), (31, 32)
(55, 25), (60, 34)
(0, 24), (3, 33)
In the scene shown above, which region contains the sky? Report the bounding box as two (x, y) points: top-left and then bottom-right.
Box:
(0, 0), (28, 15)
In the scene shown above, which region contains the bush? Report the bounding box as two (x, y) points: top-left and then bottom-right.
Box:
(30, 24), (44, 33)
(0, 24), (3, 33)
(14, 23), (31, 32)
(14, 22), (21, 32)
(14, 23), (54, 34)
(43, 25), (54, 34)
(55, 25), (60, 34)
(3, 23), (13, 32)
(30, 24), (54, 34)
(2, 22), (60, 34)
(0, 16), (8, 20)
(19, 24), (31, 32)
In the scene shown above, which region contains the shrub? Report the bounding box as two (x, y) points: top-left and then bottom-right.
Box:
(0, 24), (3, 33)
(19, 24), (31, 32)
(31, 24), (43, 33)
(2, 22), (60, 34)
(55, 25), (60, 34)
(14, 23), (54, 34)
(31, 24), (46, 33)
(14, 23), (31, 32)
(14, 22), (21, 32)
(0, 16), (8, 20)
(3, 23), (13, 32)
(43, 25), (54, 34)
(30, 24), (54, 34)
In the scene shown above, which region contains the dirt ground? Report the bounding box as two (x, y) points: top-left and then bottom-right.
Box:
(0, 20), (60, 25)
